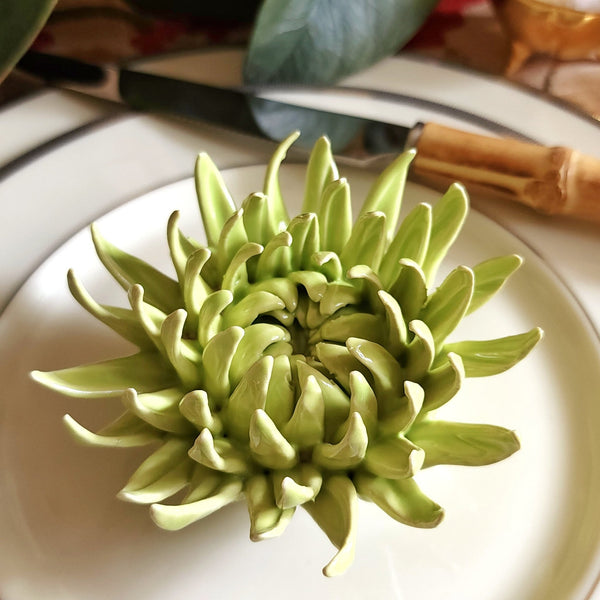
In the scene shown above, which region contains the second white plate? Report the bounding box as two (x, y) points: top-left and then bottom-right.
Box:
(1, 163), (600, 599)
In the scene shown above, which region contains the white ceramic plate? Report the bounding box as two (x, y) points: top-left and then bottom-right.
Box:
(1, 163), (600, 599)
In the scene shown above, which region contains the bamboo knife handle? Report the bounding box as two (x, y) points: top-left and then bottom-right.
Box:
(412, 122), (600, 223)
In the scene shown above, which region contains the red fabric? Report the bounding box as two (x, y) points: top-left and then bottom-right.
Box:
(435, 0), (486, 13)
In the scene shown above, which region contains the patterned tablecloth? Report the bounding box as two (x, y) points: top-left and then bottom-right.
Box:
(1, 0), (599, 119)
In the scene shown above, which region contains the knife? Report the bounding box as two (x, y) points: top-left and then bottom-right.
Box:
(17, 51), (600, 223)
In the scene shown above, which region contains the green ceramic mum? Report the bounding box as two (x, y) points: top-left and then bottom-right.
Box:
(32, 132), (542, 576)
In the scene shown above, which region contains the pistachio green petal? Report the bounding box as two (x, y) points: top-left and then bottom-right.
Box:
(295, 361), (350, 440)
(201, 326), (244, 399)
(378, 381), (424, 436)
(364, 436), (425, 480)
(346, 337), (403, 417)
(217, 209), (249, 276)
(403, 320), (435, 381)
(118, 437), (193, 504)
(288, 213), (319, 271)
(167, 210), (202, 285)
(275, 464), (323, 502)
(319, 282), (362, 316)
(222, 291), (285, 328)
(242, 192), (276, 245)
(377, 291), (407, 356)
(160, 310), (202, 388)
(182, 464), (223, 503)
(346, 265), (383, 300)
(251, 278), (298, 312)
(274, 475), (317, 509)
(283, 374), (325, 447)
(226, 356), (273, 441)
(408, 420), (521, 467)
(444, 327), (543, 377)
(468, 254), (523, 315)
(319, 311), (385, 346)
(420, 266), (474, 346)
(359, 149), (416, 241)
(304, 476), (358, 577)
(302, 135), (339, 214)
(31, 352), (177, 398)
(318, 178), (352, 254)
(421, 183), (469, 285)
(228, 323), (290, 385)
(222, 242), (263, 294)
(255, 231), (292, 280)
(379, 202), (432, 288)
(263, 131), (300, 229)
(188, 428), (249, 474)
(354, 472), (443, 528)
(67, 270), (153, 349)
(249, 409), (298, 470)
(420, 352), (465, 412)
(314, 342), (367, 392)
(179, 390), (223, 434)
(195, 152), (236, 248)
(388, 259), (427, 323)
(264, 355), (295, 428)
(151, 478), (243, 530)
(313, 412), (368, 469)
(122, 388), (194, 435)
(312, 251), (343, 281)
(344, 371), (378, 439)
(340, 211), (386, 271)
(289, 271), (328, 302)
(128, 284), (167, 351)
(91, 223), (182, 315)
(63, 412), (160, 447)
(182, 249), (212, 322)
(197, 289), (234, 348)
(246, 474), (295, 541)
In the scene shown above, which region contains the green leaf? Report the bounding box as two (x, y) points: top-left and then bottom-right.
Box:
(354, 472), (443, 528)
(121, 387), (193, 435)
(263, 131), (299, 229)
(67, 269), (153, 350)
(359, 150), (415, 241)
(304, 475), (358, 577)
(444, 327), (543, 377)
(91, 224), (182, 315)
(151, 478), (243, 531)
(364, 436), (425, 480)
(195, 152), (236, 248)
(244, 0), (439, 85)
(0, 0), (56, 83)
(63, 411), (160, 448)
(246, 474), (295, 541)
(339, 212), (386, 272)
(249, 409), (298, 470)
(302, 136), (339, 214)
(419, 266), (474, 346)
(378, 202), (432, 288)
(468, 254), (523, 315)
(318, 179), (352, 255)
(31, 352), (177, 398)
(118, 437), (193, 504)
(408, 420), (521, 467)
(421, 183), (469, 286)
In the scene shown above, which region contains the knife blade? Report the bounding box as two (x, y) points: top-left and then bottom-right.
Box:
(17, 51), (600, 223)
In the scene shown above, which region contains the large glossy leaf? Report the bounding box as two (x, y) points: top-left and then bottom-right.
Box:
(0, 0), (56, 83)
(244, 0), (440, 85)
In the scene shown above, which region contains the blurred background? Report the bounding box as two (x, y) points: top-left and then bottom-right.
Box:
(1, 0), (599, 117)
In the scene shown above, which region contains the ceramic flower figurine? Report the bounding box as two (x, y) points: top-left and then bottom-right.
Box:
(32, 132), (542, 576)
